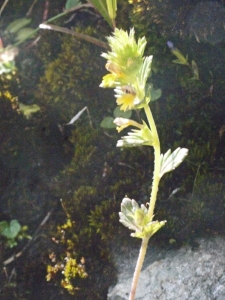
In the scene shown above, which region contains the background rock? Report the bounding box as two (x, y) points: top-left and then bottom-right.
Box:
(108, 236), (225, 300)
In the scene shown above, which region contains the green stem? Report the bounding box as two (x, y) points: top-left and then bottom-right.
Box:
(39, 24), (109, 49)
(129, 237), (149, 300)
(144, 104), (161, 219)
(129, 104), (160, 300)
(43, 3), (93, 24)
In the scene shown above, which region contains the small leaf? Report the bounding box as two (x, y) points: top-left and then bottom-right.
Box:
(1, 220), (21, 239)
(106, 0), (117, 20)
(89, 0), (113, 28)
(0, 221), (8, 232)
(191, 60), (199, 79)
(150, 87), (162, 102)
(159, 147), (188, 178)
(9, 220), (21, 237)
(7, 239), (18, 248)
(65, 0), (81, 10)
(119, 197), (166, 239)
(6, 18), (31, 33)
(15, 27), (36, 42)
(113, 106), (132, 119)
(131, 220), (166, 239)
(100, 116), (116, 128)
(116, 121), (153, 147)
(172, 59), (185, 65)
(119, 197), (142, 232)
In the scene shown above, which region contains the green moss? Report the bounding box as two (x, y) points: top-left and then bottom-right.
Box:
(35, 26), (112, 124)
(89, 199), (120, 240)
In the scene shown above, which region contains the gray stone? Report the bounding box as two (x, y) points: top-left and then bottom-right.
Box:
(108, 237), (225, 300)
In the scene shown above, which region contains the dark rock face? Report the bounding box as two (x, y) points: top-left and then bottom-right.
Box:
(186, 1), (225, 44)
(108, 237), (225, 300)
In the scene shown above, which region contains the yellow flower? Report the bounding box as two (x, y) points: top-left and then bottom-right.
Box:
(100, 64), (137, 88)
(114, 117), (143, 132)
(114, 85), (138, 111)
(116, 93), (136, 111)
(100, 73), (118, 87)
(100, 62), (127, 88)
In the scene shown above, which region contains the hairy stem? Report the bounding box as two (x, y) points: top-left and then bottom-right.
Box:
(129, 104), (161, 300)
(144, 104), (161, 219)
(129, 237), (150, 300)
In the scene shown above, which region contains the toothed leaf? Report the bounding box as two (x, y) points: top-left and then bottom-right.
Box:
(160, 147), (188, 178)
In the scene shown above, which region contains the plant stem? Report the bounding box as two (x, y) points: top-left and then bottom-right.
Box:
(129, 105), (161, 300)
(129, 237), (150, 300)
(143, 104), (161, 219)
(39, 24), (109, 49)
(44, 3), (93, 24)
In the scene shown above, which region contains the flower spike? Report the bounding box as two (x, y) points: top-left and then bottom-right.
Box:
(100, 28), (147, 87)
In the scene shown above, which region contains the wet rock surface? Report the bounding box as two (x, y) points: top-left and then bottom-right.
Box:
(108, 236), (225, 300)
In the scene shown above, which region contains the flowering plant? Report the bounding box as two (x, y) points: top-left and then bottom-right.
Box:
(100, 28), (188, 300)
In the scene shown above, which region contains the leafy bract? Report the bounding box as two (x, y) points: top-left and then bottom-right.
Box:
(106, 0), (117, 21)
(89, 0), (113, 28)
(116, 121), (153, 147)
(119, 197), (166, 239)
(159, 147), (188, 178)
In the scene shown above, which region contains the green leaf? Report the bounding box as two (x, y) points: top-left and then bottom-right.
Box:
(15, 27), (36, 42)
(0, 221), (8, 233)
(113, 106), (132, 119)
(10, 220), (21, 238)
(119, 197), (166, 239)
(139, 56), (153, 87)
(6, 18), (31, 33)
(150, 87), (162, 101)
(1, 220), (21, 239)
(65, 0), (81, 10)
(159, 147), (188, 178)
(89, 0), (113, 28)
(7, 239), (18, 248)
(172, 59), (183, 64)
(100, 116), (116, 128)
(131, 220), (166, 239)
(119, 197), (142, 232)
(106, 0), (117, 20)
